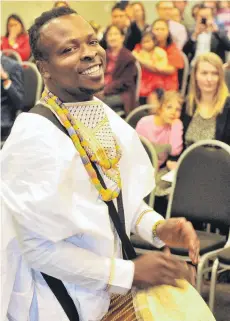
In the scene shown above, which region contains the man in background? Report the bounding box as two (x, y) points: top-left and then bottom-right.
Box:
(183, 4), (230, 64)
(1, 52), (24, 141)
(156, 1), (188, 50)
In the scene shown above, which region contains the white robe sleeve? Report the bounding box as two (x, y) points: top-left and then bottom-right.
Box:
(131, 201), (165, 248)
(15, 223), (134, 295)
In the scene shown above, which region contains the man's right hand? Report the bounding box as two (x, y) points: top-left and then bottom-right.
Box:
(193, 22), (207, 40)
(132, 251), (194, 289)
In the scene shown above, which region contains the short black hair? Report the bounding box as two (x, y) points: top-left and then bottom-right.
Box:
(28, 7), (77, 61)
(111, 3), (125, 13)
(5, 14), (26, 37)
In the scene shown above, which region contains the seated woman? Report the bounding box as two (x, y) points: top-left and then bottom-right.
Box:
(182, 52), (230, 149)
(1, 14), (31, 61)
(151, 19), (184, 91)
(132, 32), (168, 104)
(125, 2), (149, 51)
(100, 25), (137, 115)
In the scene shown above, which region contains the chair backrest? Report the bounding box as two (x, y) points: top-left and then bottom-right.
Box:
(134, 60), (142, 101)
(179, 52), (190, 97)
(21, 62), (43, 111)
(125, 104), (153, 129)
(139, 135), (158, 207)
(166, 140), (230, 228)
(2, 49), (22, 63)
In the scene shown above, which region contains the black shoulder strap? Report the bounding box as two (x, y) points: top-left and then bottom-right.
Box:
(29, 104), (137, 320)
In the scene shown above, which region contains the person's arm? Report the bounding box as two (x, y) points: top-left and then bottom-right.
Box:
(13, 35), (31, 61)
(16, 224), (134, 295)
(3, 64), (24, 109)
(104, 61), (137, 95)
(169, 119), (184, 156)
(214, 30), (230, 51)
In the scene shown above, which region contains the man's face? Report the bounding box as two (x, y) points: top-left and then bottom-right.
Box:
(111, 8), (127, 29)
(39, 14), (106, 99)
(157, 1), (174, 21)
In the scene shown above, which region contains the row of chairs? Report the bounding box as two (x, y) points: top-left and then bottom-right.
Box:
(132, 137), (230, 313)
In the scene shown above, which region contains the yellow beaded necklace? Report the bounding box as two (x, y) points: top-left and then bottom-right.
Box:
(40, 89), (122, 201)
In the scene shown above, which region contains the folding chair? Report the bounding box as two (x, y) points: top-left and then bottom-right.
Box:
(166, 140), (230, 294)
(2, 49), (22, 63)
(125, 104), (153, 129)
(209, 246), (230, 312)
(21, 62), (43, 111)
(131, 135), (159, 254)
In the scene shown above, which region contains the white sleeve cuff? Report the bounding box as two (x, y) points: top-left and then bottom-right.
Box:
(136, 210), (165, 248)
(106, 258), (134, 295)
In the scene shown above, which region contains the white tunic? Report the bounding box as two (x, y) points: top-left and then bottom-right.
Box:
(1, 103), (164, 321)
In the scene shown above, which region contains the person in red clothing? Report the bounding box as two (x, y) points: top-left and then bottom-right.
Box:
(151, 19), (184, 91)
(1, 14), (31, 61)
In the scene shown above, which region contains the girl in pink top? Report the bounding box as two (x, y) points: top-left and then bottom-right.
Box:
(136, 90), (184, 168)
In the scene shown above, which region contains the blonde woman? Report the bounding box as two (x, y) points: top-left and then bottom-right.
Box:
(183, 52), (230, 147)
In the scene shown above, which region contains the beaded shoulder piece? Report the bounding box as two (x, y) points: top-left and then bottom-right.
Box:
(40, 89), (121, 201)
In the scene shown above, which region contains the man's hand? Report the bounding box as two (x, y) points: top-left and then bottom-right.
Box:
(156, 218), (200, 264)
(193, 22), (206, 40)
(132, 250), (195, 289)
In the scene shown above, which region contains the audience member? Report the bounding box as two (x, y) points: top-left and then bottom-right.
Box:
(132, 31), (168, 102)
(191, 3), (201, 22)
(173, 1), (188, 20)
(216, 1), (230, 38)
(203, 1), (218, 15)
(136, 90), (183, 169)
(183, 53), (230, 147)
(136, 89), (184, 215)
(124, 2), (134, 22)
(100, 25), (137, 114)
(171, 7), (182, 23)
(151, 19), (184, 91)
(1, 52), (24, 141)
(1, 14), (31, 61)
(53, 1), (69, 8)
(100, 4), (128, 49)
(183, 4), (230, 64)
(156, 1), (188, 50)
(125, 2), (149, 51)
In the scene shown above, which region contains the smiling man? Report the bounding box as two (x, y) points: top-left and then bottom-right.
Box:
(0, 7), (204, 321)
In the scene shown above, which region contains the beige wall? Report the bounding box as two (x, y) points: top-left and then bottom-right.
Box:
(1, 1), (197, 36)
(1, 1), (116, 35)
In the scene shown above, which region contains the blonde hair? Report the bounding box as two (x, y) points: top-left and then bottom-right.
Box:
(154, 90), (184, 114)
(187, 53), (229, 117)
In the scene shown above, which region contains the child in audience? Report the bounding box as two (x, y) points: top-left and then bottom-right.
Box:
(132, 32), (168, 103)
(136, 90), (184, 169)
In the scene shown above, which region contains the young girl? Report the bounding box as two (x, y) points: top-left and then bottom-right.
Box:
(136, 90), (184, 169)
(132, 32), (168, 103)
